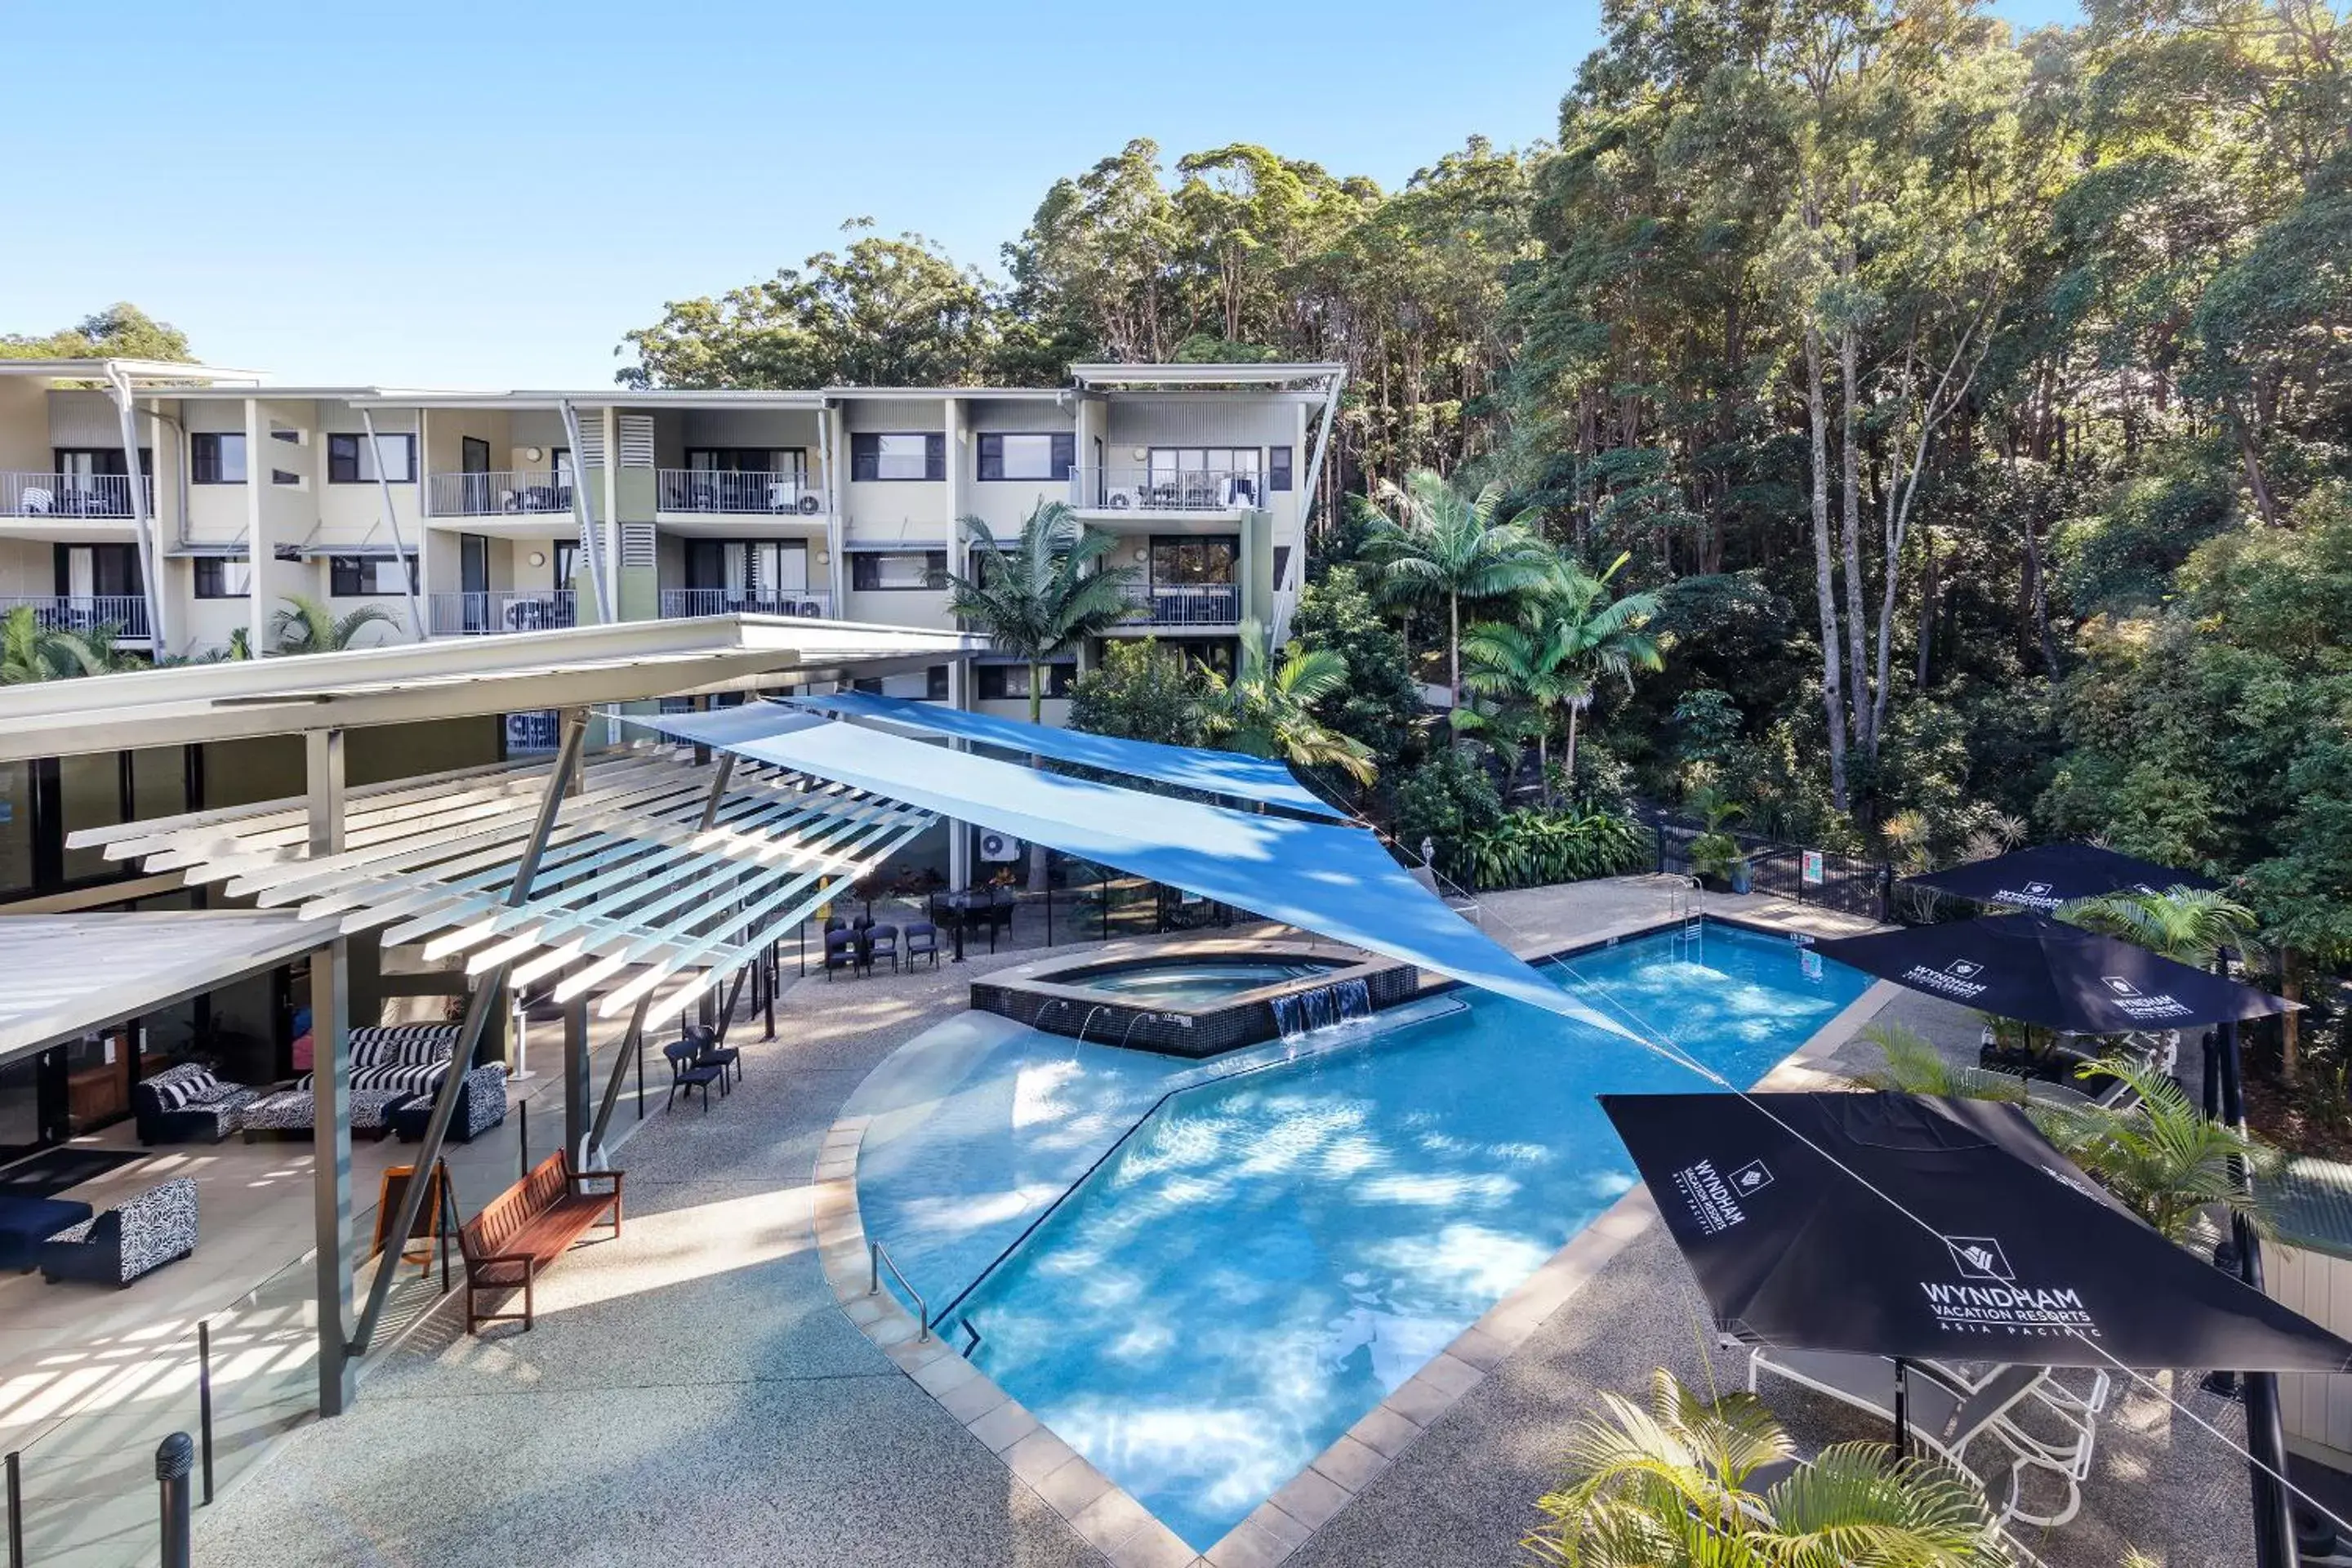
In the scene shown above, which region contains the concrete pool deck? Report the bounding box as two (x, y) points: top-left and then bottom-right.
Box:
(193, 875), (2252, 1566)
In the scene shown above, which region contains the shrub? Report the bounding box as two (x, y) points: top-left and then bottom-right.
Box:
(1392, 749), (1505, 870)
(1458, 808), (1648, 891)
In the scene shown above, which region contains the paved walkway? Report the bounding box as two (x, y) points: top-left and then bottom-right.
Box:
(194, 880), (2251, 1566)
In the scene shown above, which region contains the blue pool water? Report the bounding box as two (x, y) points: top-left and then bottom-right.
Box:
(857, 921), (1869, 1551)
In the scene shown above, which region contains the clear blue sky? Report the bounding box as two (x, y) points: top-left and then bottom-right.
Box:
(1, 0), (2080, 389)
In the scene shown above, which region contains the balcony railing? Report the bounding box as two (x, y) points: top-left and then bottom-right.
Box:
(428, 590), (577, 636)
(1120, 582), (1240, 626)
(1, 471), (154, 519)
(659, 587), (833, 620)
(656, 470), (824, 515)
(0, 594), (150, 640)
(425, 470), (572, 519)
(1071, 466), (1266, 514)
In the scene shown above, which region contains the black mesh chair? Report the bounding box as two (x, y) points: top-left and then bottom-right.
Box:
(866, 924), (899, 973)
(682, 1022), (741, 1087)
(905, 921), (940, 969)
(662, 1040), (726, 1111)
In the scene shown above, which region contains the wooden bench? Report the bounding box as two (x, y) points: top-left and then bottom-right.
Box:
(457, 1151), (623, 1333)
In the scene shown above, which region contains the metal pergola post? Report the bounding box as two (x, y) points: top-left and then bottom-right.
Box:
(350, 709), (588, 1356)
(359, 409), (429, 642)
(305, 728), (354, 1416)
(103, 367), (167, 653)
(589, 993), (655, 1161)
(2217, 1016), (2298, 1568)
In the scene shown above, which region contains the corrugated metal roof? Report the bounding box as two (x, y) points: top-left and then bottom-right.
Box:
(2277, 1158), (2352, 1260)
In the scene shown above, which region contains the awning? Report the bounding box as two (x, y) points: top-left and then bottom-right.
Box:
(786, 689), (1345, 819)
(637, 703), (1636, 1032)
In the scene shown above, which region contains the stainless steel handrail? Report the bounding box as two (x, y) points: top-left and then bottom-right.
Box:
(869, 1241), (930, 1342)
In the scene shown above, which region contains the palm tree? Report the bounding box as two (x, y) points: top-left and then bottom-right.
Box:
(1851, 1021), (2028, 1102)
(1461, 621), (1582, 804)
(0, 605), (137, 682)
(269, 595), (397, 656)
(1205, 630), (1375, 790)
(1463, 554), (1663, 801)
(1358, 470), (1555, 733)
(2032, 1058), (2287, 1245)
(1524, 1366), (2011, 1568)
(944, 499), (1139, 887)
(2060, 886), (2258, 967)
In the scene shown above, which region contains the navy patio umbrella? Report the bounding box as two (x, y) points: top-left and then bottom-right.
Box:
(1809, 912), (2293, 1035)
(1600, 1089), (2352, 1374)
(1905, 842), (2221, 911)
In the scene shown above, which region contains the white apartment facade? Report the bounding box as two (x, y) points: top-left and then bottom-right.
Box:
(0, 359), (1342, 733)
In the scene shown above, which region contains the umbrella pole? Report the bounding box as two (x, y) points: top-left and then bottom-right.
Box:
(1893, 1357), (1909, 1459)
(2216, 1017), (2297, 1568)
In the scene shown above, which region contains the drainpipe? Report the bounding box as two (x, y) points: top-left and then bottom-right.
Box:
(102, 363), (168, 653)
(359, 408), (428, 641)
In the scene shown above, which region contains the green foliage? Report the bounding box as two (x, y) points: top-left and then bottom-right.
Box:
(943, 501), (1138, 722)
(1, 302), (192, 363)
(1392, 749), (1505, 871)
(1285, 565), (1424, 765)
(1669, 688), (1740, 768)
(1457, 808), (1646, 892)
(2052, 442), (2237, 614)
(2032, 1059), (2288, 1244)
(268, 595), (396, 656)
(2060, 887), (2258, 966)
(1851, 1022), (2029, 1102)
(1359, 469), (1557, 711)
(1067, 639), (1213, 747)
(0, 606), (141, 682)
(1523, 1366), (2010, 1568)
(1204, 630), (1377, 789)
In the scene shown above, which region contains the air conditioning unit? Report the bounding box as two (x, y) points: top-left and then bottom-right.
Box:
(796, 600), (825, 618)
(978, 831), (1022, 862)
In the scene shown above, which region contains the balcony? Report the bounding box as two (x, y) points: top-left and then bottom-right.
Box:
(425, 471), (572, 519)
(655, 470), (825, 517)
(1, 472), (154, 520)
(1070, 467), (1265, 515)
(1118, 582), (1240, 626)
(428, 590), (577, 636)
(660, 587), (834, 620)
(0, 595), (151, 642)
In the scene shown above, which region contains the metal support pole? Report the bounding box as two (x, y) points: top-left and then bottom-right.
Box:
(589, 993), (654, 1161)
(764, 941), (777, 1039)
(104, 368), (168, 653)
(564, 993), (590, 1168)
(359, 408), (427, 641)
(2215, 1018), (2298, 1568)
(1891, 1357), (1910, 1458)
(156, 1433), (194, 1568)
(304, 729), (355, 1416)
(555, 400), (613, 623)
(197, 1321), (215, 1505)
(517, 1098), (530, 1182)
(350, 711), (586, 1355)
(7, 1450), (23, 1568)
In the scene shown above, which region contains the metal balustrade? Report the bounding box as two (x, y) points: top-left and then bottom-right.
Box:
(426, 590), (577, 635)
(424, 471), (572, 518)
(1, 472), (152, 519)
(0, 595), (151, 639)
(655, 470), (825, 515)
(1119, 582), (1240, 626)
(1070, 466), (1265, 513)
(658, 588), (833, 620)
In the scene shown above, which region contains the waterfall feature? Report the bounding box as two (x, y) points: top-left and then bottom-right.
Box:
(1270, 978), (1374, 1043)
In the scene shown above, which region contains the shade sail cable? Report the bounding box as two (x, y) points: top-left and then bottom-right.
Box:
(782, 689), (1348, 819)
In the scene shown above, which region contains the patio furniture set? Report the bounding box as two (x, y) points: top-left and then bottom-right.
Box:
(0, 1176), (199, 1289)
(662, 1021), (747, 1111)
(821, 914), (942, 978)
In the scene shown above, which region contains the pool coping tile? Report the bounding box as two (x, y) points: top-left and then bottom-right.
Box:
(817, 906), (1899, 1568)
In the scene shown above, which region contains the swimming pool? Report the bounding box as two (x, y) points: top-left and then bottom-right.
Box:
(1067, 956), (1350, 1007)
(856, 920), (1870, 1550)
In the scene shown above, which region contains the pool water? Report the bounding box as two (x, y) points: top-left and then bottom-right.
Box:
(921, 923), (1871, 1549)
(1071, 958), (1348, 1007)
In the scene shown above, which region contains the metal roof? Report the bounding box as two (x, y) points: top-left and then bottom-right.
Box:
(0, 358), (265, 384)
(1070, 363), (1345, 389)
(0, 911), (340, 1062)
(71, 745), (933, 1024)
(0, 614), (980, 761)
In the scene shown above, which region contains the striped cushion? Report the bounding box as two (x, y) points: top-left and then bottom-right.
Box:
(145, 1063), (225, 1111)
(350, 1025), (459, 1070)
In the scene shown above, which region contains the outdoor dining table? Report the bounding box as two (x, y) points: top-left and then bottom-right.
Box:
(933, 887), (1018, 960)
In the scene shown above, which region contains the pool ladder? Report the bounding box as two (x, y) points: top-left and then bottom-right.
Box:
(1669, 877), (1704, 943)
(869, 1241), (930, 1343)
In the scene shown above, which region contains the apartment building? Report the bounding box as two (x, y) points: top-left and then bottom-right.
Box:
(0, 359), (1342, 734)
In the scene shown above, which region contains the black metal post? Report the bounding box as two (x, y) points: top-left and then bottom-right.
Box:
(7, 1449), (24, 1568)
(799, 920), (807, 977)
(517, 1098), (529, 1182)
(764, 942), (777, 1040)
(952, 909), (966, 964)
(1101, 871), (1110, 942)
(156, 1432), (194, 1568)
(1655, 821), (1666, 875)
(197, 1321), (215, 1504)
(1891, 1357), (1910, 1458)
(1045, 882), (1054, 947)
(2213, 1018), (2297, 1568)
(635, 1027), (646, 1121)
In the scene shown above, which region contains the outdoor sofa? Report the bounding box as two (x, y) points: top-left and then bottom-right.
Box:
(0, 1195), (95, 1272)
(133, 1061), (264, 1145)
(241, 1025), (508, 1143)
(37, 1177), (198, 1288)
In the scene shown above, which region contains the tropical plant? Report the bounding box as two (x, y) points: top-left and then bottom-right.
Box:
(1357, 470), (1556, 726)
(2060, 887), (2259, 968)
(0, 605), (140, 682)
(2031, 1059), (2288, 1245)
(1850, 1022), (2027, 1103)
(1205, 630), (1376, 789)
(1684, 783), (1748, 886)
(268, 595), (397, 656)
(1458, 808), (1646, 892)
(1523, 1366), (2011, 1568)
(1067, 636), (1214, 747)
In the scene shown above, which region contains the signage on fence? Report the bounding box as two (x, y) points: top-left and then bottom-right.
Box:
(1801, 849), (1824, 886)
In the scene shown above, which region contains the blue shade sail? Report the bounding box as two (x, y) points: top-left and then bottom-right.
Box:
(637, 704), (1635, 1034)
(782, 689), (1346, 819)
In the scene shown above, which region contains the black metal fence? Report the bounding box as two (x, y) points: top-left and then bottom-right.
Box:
(1650, 817), (1894, 922)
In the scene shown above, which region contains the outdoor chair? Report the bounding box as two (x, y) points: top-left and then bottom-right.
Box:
(867, 924), (899, 973)
(662, 1040), (727, 1111)
(905, 920), (940, 969)
(822, 929), (860, 980)
(682, 1022), (741, 1087)
(38, 1178), (198, 1289)
(1749, 1348), (2100, 1528)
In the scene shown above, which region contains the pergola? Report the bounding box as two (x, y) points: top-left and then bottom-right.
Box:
(0, 614), (977, 1414)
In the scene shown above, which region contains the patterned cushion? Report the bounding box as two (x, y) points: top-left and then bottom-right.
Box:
(350, 1025), (460, 1070)
(142, 1062), (229, 1111)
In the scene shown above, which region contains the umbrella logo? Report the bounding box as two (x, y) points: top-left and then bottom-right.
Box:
(2101, 976), (2140, 998)
(1731, 1160), (1774, 1196)
(1944, 960), (1983, 980)
(1943, 1235), (2015, 1282)
(2024, 881), (2053, 898)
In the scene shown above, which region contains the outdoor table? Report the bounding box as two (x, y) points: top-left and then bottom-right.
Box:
(934, 888), (1017, 961)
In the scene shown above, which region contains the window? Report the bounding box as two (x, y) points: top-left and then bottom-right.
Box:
(328, 555), (417, 596)
(189, 433), (247, 484)
(1145, 447), (1262, 507)
(1269, 446), (1293, 492)
(978, 662), (1076, 701)
(849, 432), (944, 482)
(850, 550), (947, 590)
(926, 664), (950, 701)
(976, 433), (1074, 482)
(194, 558), (251, 598)
(325, 432), (416, 484)
(1150, 535), (1238, 587)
